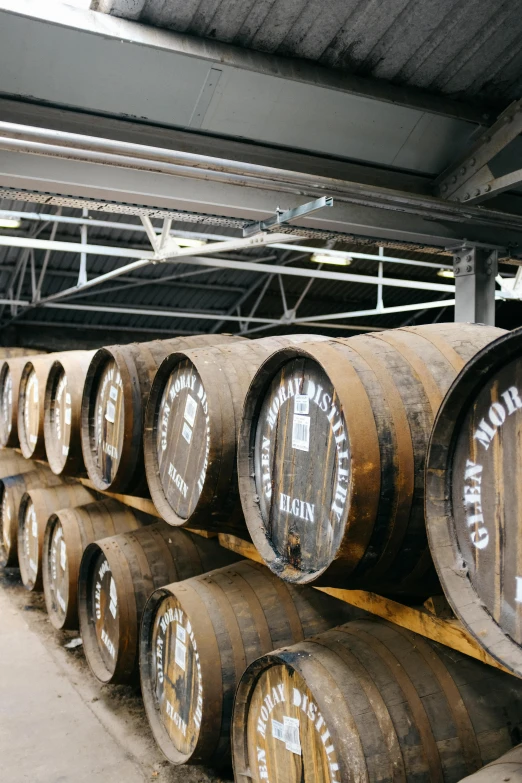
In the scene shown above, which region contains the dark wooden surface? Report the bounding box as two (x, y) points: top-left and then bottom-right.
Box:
(17, 483), (95, 591)
(43, 498), (143, 631)
(145, 335), (327, 532)
(81, 335), (239, 495)
(239, 324), (504, 595)
(0, 356), (42, 449)
(233, 618), (522, 783)
(44, 351), (95, 476)
(427, 325), (522, 678)
(0, 465), (64, 567)
(78, 522), (239, 684)
(139, 559), (357, 767)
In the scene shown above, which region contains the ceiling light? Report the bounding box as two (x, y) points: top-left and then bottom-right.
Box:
(437, 268), (455, 279)
(310, 253), (352, 266)
(0, 218), (22, 229)
(170, 237), (207, 248)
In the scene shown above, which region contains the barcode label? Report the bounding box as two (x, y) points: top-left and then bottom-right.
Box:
(109, 385), (119, 402)
(294, 394), (309, 415)
(175, 638), (187, 671)
(283, 716), (301, 755)
(176, 623), (186, 643)
(105, 400), (116, 424)
(292, 415), (310, 452)
(64, 407), (72, 426)
(272, 719), (284, 741)
(60, 540), (67, 571)
(182, 422), (192, 445)
(184, 394), (197, 427)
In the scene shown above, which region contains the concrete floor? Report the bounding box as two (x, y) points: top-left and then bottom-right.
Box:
(0, 569), (226, 783)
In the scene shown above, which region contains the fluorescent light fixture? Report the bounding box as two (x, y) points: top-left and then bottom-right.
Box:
(310, 253), (352, 266)
(437, 268), (455, 279)
(0, 218), (22, 229)
(170, 237), (207, 248)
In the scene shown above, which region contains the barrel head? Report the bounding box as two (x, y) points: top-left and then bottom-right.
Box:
(43, 515), (71, 629)
(18, 495), (40, 590)
(45, 362), (73, 474)
(0, 362), (13, 447)
(84, 354), (125, 489)
(19, 363), (40, 458)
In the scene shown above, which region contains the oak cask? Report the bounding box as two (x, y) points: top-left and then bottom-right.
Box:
(44, 351), (96, 475)
(18, 353), (68, 459)
(144, 335), (326, 532)
(426, 325), (522, 678)
(43, 498), (145, 630)
(233, 619), (522, 783)
(78, 523), (239, 683)
(140, 559), (355, 767)
(238, 324), (504, 595)
(457, 744), (522, 781)
(0, 356), (45, 448)
(81, 335), (240, 494)
(17, 484), (95, 591)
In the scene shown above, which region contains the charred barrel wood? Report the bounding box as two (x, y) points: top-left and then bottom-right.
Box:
(0, 356), (45, 448)
(81, 335), (240, 495)
(44, 351), (96, 476)
(0, 465), (65, 567)
(43, 498), (146, 631)
(458, 744), (522, 781)
(144, 335), (327, 532)
(238, 324), (504, 595)
(17, 484), (95, 591)
(233, 619), (522, 783)
(79, 523), (240, 684)
(426, 326), (522, 678)
(139, 559), (356, 767)
(18, 353), (70, 459)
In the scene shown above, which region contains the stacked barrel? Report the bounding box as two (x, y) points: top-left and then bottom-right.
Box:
(2, 324), (522, 783)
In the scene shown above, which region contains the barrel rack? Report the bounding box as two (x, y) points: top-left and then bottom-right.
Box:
(73, 476), (512, 676)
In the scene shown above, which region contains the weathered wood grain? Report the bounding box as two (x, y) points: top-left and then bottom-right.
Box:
(0, 356), (45, 448)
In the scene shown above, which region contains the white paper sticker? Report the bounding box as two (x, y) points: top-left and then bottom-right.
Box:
(175, 638), (187, 671)
(64, 407), (72, 426)
(176, 623), (187, 643)
(62, 444), (69, 457)
(283, 716), (301, 755)
(184, 394), (197, 427)
(294, 394), (310, 415)
(29, 434), (37, 445)
(105, 400), (116, 424)
(60, 540), (67, 571)
(109, 385), (119, 402)
(272, 719), (284, 741)
(292, 414), (310, 452)
(182, 422), (192, 445)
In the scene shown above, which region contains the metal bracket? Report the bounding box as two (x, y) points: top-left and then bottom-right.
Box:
(435, 99), (522, 204)
(242, 196), (333, 238)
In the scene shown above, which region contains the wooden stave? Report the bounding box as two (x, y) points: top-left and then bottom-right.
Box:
(457, 744), (522, 781)
(237, 324), (504, 593)
(0, 348), (41, 359)
(144, 335), (327, 532)
(17, 353), (69, 459)
(78, 522), (240, 684)
(17, 484), (95, 591)
(232, 618), (522, 783)
(426, 326), (522, 678)
(43, 498), (144, 631)
(0, 356), (45, 448)
(44, 350), (96, 476)
(139, 559), (356, 767)
(80, 335), (241, 495)
(0, 466), (66, 567)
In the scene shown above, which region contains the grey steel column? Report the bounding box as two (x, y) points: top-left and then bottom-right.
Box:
(453, 246), (497, 324)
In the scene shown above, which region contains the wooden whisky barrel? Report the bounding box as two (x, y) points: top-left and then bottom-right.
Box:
(144, 335), (326, 532)
(232, 618), (522, 783)
(18, 352), (68, 459)
(139, 559), (356, 767)
(17, 483), (95, 591)
(0, 465), (65, 567)
(458, 745), (522, 781)
(79, 523), (240, 684)
(426, 326), (522, 678)
(0, 348), (41, 359)
(0, 451), (38, 481)
(0, 355), (45, 448)
(44, 350), (96, 476)
(80, 335), (240, 495)
(43, 499), (146, 631)
(238, 324), (504, 596)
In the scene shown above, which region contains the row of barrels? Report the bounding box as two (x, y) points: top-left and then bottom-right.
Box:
(0, 449), (522, 782)
(4, 324), (522, 683)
